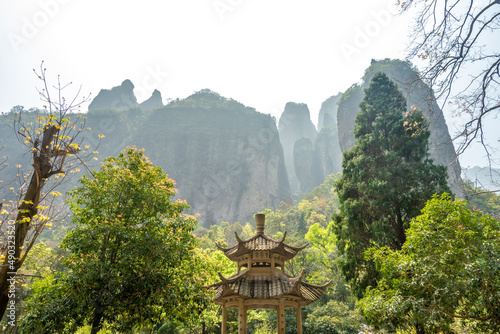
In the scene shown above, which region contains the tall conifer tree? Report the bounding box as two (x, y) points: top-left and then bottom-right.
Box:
(334, 72), (450, 298)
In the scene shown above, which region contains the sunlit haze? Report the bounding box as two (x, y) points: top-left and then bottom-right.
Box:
(0, 0), (497, 167)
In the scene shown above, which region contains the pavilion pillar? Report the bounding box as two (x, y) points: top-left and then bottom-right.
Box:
(296, 306), (303, 334)
(238, 299), (247, 334)
(221, 303), (227, 334)
(278, 299), (285, 334)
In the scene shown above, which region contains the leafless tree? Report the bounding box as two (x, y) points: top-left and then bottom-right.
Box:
(401, 0), (500, 163)
(0, 62), (101, 320)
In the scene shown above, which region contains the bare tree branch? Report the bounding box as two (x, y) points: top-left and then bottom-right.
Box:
(0, 62), (102, 319)
(401, 0), (500, 161)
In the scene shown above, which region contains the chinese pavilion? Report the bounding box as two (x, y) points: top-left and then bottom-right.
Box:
(208, 213), (331, 334)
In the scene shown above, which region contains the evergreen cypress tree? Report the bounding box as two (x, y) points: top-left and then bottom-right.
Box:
(334, 72), (450, 298)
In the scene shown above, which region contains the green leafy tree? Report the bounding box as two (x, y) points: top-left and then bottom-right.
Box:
(304, 223), (337, 279)
(334, 72), (450, 298)
(304, 222), (352, 304)
(178, 247), (236, 333)
(303, 300), (364, 334)
(464, 181), (500, 220)
(20, 148), (209, 334)
(359, 193), (500, 333)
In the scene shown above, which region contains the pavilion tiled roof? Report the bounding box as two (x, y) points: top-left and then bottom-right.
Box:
(208, 269), (331, 306)
(216, 231), (308, 261)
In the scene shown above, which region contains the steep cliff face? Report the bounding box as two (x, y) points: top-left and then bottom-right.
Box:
(337, 85), (364, 152)
(1, 88), (290, 227)
(88, 79), (138, 111)
(131, 90), (289, 226)
(86, 89), (290, 227)
(337, 59), (464, 198)
(314, 126), (343, 177)
(293, 137), (324, 194)
(291, 121), (343, 195)
(316, 94), (343, 176)
(318, 93), (342, 132)
(278, 102), (317, 193)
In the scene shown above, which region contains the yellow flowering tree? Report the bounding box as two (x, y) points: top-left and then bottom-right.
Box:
(20, 148), (209, 334)
(0, 63), (99, 319)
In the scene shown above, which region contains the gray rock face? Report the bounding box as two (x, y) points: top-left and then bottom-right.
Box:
(0, 87), (291, 227)
(123, 90), (290, 227)
(88, 79), (138, 111)
(318, 93), (342, 132)
(139, 89), (163, 111)
(278, 102), (317, 193)
(314, 126), (343, 177)
(293, 137), (323, 194)
(337, 59), (465, 198)
(291, 126), (343, 194)
(317, 94), (344, 176)
(337, 85), (364, 152)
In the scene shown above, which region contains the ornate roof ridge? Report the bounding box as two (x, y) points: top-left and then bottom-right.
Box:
(284, 242), (309, 252)
(208, 214), (329, 306)
(297, 279), (332, 302)
(215, 242), (231, 252)
(212, 267), (307, 285)
(218, 231), (309, 261)
(209, 267), (331, 303)
(301, 279), (333, 289)
(234, 230), (286, 244)
(207, 269), (249, 288)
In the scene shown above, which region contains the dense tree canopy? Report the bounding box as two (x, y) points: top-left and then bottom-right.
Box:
(303, 300), (363, 334)
(359, 193), (500, 333)
(20, 148), (209, 333)
(334, 72), (450, 298)
(465, 181), (500, 220)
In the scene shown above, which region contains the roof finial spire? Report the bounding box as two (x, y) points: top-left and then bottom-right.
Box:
(255, 213), (265, 234)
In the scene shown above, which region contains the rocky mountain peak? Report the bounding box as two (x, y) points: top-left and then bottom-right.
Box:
(89, 79), (138, 111)
(139, 89), (163, 111)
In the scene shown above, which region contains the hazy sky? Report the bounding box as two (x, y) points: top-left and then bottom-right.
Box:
(0, 0), (497, 167)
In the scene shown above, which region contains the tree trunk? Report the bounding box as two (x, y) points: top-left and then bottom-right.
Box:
(90, 306), (104, 334)
(0, 125), (59, 319)
(0, 291), (9, 324)
(0, 173), (45, 318)
(395, 211), (406, 250)
(416, 322), (426, 334)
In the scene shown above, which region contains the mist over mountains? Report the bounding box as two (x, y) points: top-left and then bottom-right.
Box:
(1, 59), (472, 226)
(462, 166), (500, 192)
